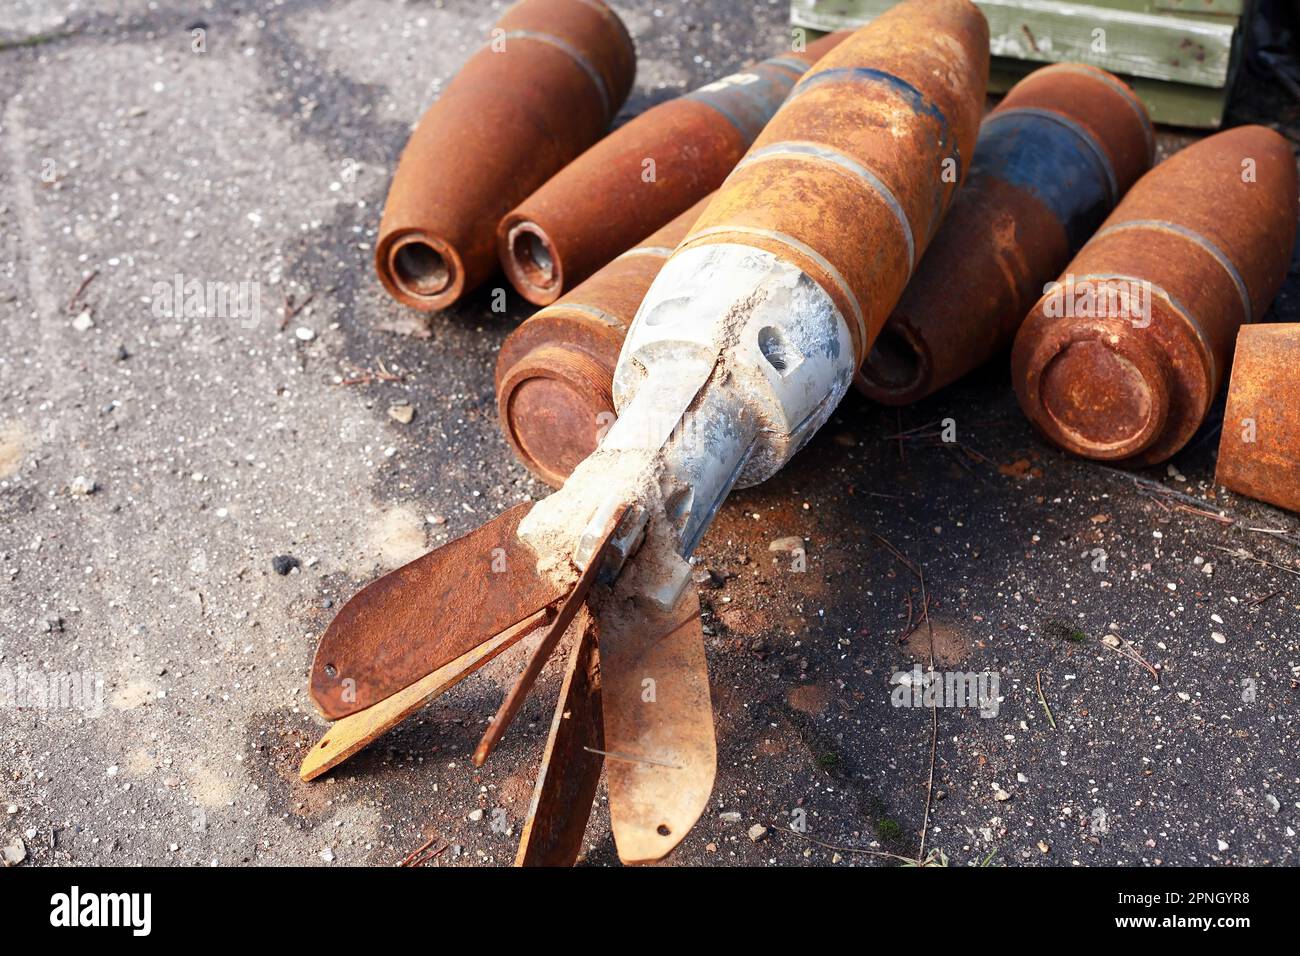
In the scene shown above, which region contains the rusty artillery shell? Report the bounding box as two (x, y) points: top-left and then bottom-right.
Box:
(675, 0), (989, 368)
(858, 63), (1154, 404)
(1215, 324), (1300, 513)
(496, 196), (712, 487)
(497, 32), (848, 306)
(374, 0), (635, 312)
(1011, 125), (1298, 466)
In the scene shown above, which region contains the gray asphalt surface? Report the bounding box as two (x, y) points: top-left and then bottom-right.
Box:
(1, 0), (1297, 868)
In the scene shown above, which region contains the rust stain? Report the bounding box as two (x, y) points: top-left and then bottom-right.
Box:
(903, 618), (970, 667)
(787, 683), (832, 715)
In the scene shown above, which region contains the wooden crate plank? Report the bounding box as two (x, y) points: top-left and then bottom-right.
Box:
(791, 0), (1238, 87)
(988, 58), (1231, 127)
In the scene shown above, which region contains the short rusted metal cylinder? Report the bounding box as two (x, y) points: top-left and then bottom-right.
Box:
(497, 32), (848, 306)
(497, 196), (712, 487)
(1216, 324), (1300, 513)
(675, 0), (989, 368)
(1012, 125), (1298, 466)
(374, 0), (635, 312)
(858, 63), (1153, 404)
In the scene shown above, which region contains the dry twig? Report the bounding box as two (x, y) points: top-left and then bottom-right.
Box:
(1035, 671), (1056, 730)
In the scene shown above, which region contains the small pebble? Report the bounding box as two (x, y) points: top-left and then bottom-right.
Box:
(271, 554), (300, 576)
(1, 837), (25, 867)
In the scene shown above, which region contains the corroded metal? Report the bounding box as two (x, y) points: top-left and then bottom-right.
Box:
(300, 610), (551, 782)
(472, 504), (626, 766)
(309, 503), (567, 719)
(1012, 125), (1298, 466)
(497, 32), (848, 306)
(307, 0), (994, 868)
(374, 0), (635, 311)
(597, 584), (713, 864)
(858, 63), (1153, 404)
(1216, 324), (1300, 514)
(496, 195), (712, 487)
(514, 614), (604, 866)
(675, 0), (989, 367)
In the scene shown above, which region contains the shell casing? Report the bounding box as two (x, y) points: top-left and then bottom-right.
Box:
(858, 63), (1154, 405)
(374, 0), (635, 312)
(1011, 125), (1298, 466)
(1216, 324), (1300, 514)
(675, 0), (989, 368)
(496, 196), (713, 487)
(497, 32), (849, 307)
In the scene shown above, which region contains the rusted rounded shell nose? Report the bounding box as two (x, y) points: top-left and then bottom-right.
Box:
(1015, 321), (1171, 461)
(498, 345), (613, 487)
(997, 62), (1154, 200)
(499, 215), (565, 306)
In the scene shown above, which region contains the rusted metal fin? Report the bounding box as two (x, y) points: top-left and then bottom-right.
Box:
(598, 586), (715, 865)
(300, 608), (551, 782)
(311, 502), (567, 719)
(514, 608), (604, 867)
(472, 504), (627, 766)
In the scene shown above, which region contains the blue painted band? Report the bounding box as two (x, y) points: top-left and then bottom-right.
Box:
(684, 57), (807, 143)
(764, 56), (813, 77)
(975, 108), (1116, 252)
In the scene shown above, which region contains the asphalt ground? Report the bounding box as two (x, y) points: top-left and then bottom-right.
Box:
(1, 0), (1297, 867)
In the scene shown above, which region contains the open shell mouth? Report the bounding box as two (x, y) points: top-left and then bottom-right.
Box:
(391, 238), (451, 297)
(862, 327), (923, 390)
(503, 220), (563, 303)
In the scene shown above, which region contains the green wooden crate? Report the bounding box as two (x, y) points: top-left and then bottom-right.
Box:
(791, 0), (1249, 127)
